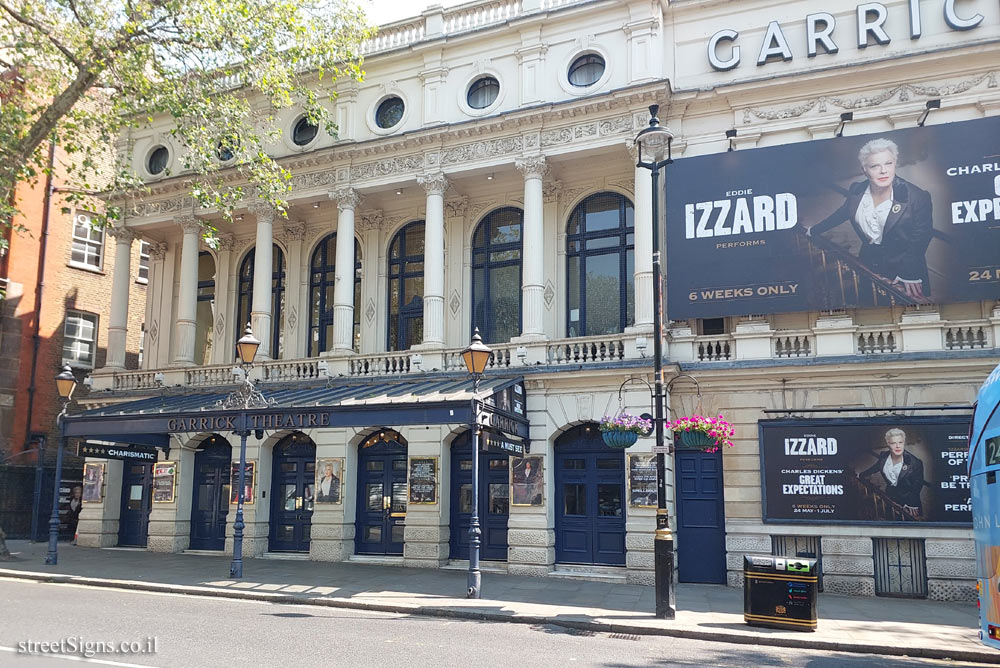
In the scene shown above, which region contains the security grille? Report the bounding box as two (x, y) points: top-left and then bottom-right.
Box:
(873, 537), (927, 598)
(772, 535), (823, 591)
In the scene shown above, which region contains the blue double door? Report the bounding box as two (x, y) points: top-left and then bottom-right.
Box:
(189, 435), (231, 551)
(554, 425), (626, 566)
(119, 462), (152, 547)
(269, 435), (316, 552)
(675, 448), (726, 583)
(356, 437), (407, 555)
(449, 433), (510, 561)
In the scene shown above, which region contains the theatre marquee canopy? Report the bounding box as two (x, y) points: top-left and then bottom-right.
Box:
(65, 376), (527, 448)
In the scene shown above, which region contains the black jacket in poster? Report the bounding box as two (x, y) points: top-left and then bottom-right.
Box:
(809, 176), (933, 289)
(858, 449), (927, 513)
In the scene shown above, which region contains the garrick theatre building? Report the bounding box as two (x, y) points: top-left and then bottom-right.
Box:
(72, 0), (1000, 600)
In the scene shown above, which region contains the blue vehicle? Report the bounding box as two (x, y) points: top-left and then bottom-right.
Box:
(971, 362), (1000, 648)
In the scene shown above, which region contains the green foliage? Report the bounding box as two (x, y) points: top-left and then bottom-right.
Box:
(0, 0), (373, 244)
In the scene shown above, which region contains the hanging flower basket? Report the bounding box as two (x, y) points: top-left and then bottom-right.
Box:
(599, 413), (653, 449)
(667, 414), (735, 453)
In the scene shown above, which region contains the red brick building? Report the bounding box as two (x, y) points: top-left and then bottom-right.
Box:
(0, 140), (148, 466)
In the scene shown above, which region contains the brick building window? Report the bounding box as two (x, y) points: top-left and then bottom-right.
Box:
(137, 240), (151, 283)
(63, 311), (98, 368)
(71, 211), (104, 270)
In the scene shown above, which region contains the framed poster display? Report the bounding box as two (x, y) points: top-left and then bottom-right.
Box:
(152, 461), (177, 503)
(81, 462), (105, 502)
(315, 458), (344, 504)
(628, 454), (658, 508)
(408, 456), (438, 505)
(229, 461), (256, 505)
(511, 456), (543, 506)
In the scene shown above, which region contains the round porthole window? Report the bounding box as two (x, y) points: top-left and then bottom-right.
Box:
(467, 76), (500, 110)
(147, 146), (169, 175)
(292, 117), (319, 146)
(375, 96), (405, 129)
(568, 54), (606, 88)
(216, 138), (237, 162)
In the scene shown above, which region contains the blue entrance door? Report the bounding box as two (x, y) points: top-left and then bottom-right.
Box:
(676, 448), (726, 583)
(449, 433), (510, 561)
(555, 425), (626, 566)
(268, 435), (315, 552)
(118, 462), (152, 547)
(189, 435), (231, 550)
(355, 434), (407, 555)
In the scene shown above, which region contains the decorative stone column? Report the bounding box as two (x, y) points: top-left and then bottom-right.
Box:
(444, 197), (468, 348)
(515, 155), (548, 340)
(631, 145), (654, 331)
(172, 216), (201, 365)
(417, 173), (448, 347)
(105, 225), (136, 369)
(145, 242), (169, 369)
(249, 201), (274, 359)
(210, 234), (235, 365)
(282, 222), (306, 359)
(331, 188), (360, 352)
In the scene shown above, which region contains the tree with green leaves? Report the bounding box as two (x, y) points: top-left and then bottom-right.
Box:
(0, 0), (372, 241)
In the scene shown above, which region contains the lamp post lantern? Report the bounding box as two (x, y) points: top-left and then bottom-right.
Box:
(46, 364), (77, 565)
(461, 327), (491, 599)
(634, 104), (676, 619)
(221, 323), (264, 579)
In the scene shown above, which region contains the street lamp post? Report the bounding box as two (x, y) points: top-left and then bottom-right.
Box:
(634, 104), (676, 619)
(46, 365), (78, 565)
(220, 323), (263, 579)
(461, 327), (492, 599)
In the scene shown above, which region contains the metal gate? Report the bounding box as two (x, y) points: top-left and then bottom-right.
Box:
(873, 537), (927, 598)
(771, 535), (823, 591)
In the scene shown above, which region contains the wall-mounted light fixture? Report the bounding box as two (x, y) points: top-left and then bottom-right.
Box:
(835, 112), (854, 138)
(726, 128), (737, 152)
(918, 99), (941, 127)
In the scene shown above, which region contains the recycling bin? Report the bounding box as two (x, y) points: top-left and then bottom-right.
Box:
(744, 555), (818, 632)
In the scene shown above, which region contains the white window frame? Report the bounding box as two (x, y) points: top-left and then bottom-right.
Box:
(137, 240), (151, 284)
(70, 211), (104, 271)
(63, 310), (98, 369)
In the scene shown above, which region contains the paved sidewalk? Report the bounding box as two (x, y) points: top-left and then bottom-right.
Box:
(0, 540), (994, 663)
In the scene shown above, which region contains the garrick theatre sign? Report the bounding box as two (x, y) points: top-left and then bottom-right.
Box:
(62, 377), (529, 449)
(708, 0), (991, 71)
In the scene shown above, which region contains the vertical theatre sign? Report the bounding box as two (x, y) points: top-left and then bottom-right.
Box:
(665, 116), (1000, 319)
(760, 417), (971, 525)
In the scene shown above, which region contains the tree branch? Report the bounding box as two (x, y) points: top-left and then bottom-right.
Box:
(0, 0), (84, 69)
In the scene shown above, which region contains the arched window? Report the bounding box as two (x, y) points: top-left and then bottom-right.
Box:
(194, 251), (216, 365)
(471, 207), (522, 344)
(387, 221), (424, 351)
(566, 192), (634, 337)
(308, 233), (362, 356)
(235, 245), (286, 358)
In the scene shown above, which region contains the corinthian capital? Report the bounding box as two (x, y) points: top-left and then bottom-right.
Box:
(107, 225), (137, 244)
(515, 155), (548, 180)
(330, 187), (361, 212)
(214, 233), (235, 252)
(148, 242), (168, 261)
(176, 215), (202, 234)
(247, 200), (278, 223)
(417, 172), (449, 196)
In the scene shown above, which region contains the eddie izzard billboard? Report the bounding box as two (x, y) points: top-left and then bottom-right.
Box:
(665, 116), (1000, 319)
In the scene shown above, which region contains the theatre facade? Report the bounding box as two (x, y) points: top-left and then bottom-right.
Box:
(74, 0), (1000, 598)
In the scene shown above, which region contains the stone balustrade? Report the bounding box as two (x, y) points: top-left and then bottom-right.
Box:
(86, 309), (1000, 393)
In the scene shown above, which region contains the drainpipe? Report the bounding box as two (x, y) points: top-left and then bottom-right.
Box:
(22, 139), (57, 463)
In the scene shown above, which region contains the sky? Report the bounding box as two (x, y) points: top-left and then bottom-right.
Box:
(361, 0), (469, 27)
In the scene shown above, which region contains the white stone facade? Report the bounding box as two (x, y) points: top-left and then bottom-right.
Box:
(77, 0), (1000, 599)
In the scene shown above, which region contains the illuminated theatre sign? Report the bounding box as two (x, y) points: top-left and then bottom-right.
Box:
(708, 0), (988, 71)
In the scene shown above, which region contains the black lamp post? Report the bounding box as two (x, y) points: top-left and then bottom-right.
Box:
(46, 364), (77, 565)
(634, 104), (676, 619)
(461, 327), (491, 599)
(221, 323), (262, 579)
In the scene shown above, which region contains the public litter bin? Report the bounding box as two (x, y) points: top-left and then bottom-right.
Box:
(744, 555), (818, 632)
